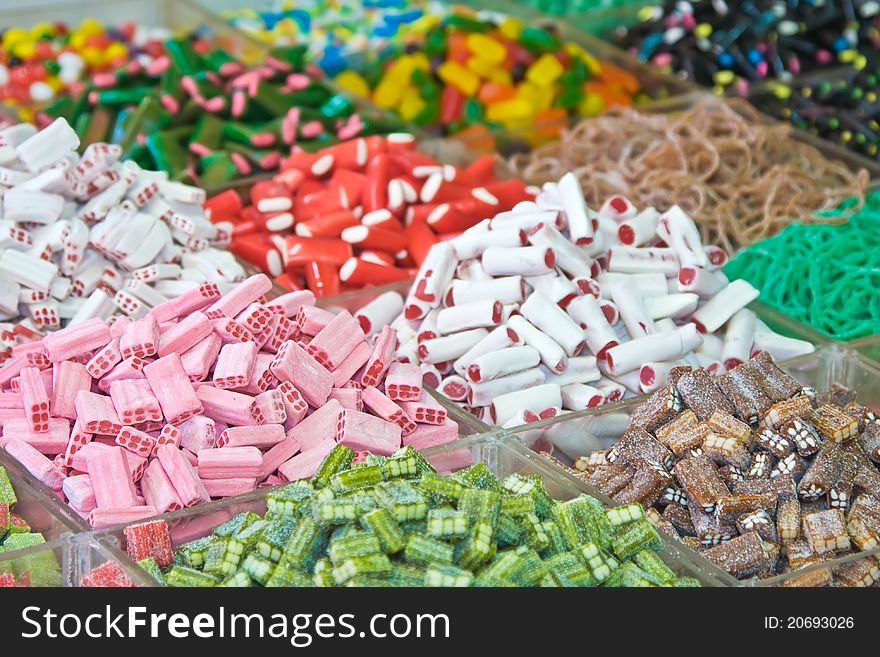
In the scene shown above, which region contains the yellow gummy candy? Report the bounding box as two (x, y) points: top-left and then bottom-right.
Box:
(3, 28), (28, 50)
(437, 61), (480, 97)
(81, 46), (106, 68)
(335, 70), (370, 98)
(105, 42), (128, 61)
(373, 78), (406, 109)
(527, 53), (564, 87)
(565, 43), (600, 75)
(30, 23), (55, 40)
(484, 68), (513, 86)
(713, 70), (735, 86)
(78, 18), (103, 37)
(466, 55), (500, 79)
(465, 33), (507, 65)
(498, 16), (524, 41)
(485, 98), (532, 122)
(13, 41), (37, 60)
(398, 92), (427, 122)
(577, 93), (606, 117)
(517, 81), (554, 112)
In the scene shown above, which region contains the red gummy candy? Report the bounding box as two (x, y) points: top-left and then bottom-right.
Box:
(0, 572), (16, 587)
(123, 519), (173, 567)
(81, 562), (135, 587)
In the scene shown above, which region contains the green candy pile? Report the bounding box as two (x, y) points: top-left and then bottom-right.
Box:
(142, 445), (699, 587)
(725, 192), (880, 341)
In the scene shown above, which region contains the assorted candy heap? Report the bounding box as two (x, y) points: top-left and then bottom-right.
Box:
(567, 352), (880, 586)
(0, 271), (458, 526)
(332, 8), (643, 150)
(0, 465), (60, 586)
(38, 41), (405, 185)
(755, 70), (880, 162)
(612, 0), (880, 96)
(391, 173), (813, 426)
(507, 99), (869, 253)
(0, 19), (171, 107)
(206, 135), (533, 295)
(93, 447), (700, 587)
(725, 191), (880, 341)
(0, 118), (246, 350)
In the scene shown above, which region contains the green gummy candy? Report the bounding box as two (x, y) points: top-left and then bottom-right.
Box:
(426, 509), (468, 539)
(502, 474), (553, 518)
(137, 557), (166, 586)
(241, 553), (276, 585)
(540, 520), (568, 557)
(313, 498), (360, 525)
(452, 463), (502, 492)
(415, 473), (464, 503)
(455, 521), (496, 571)
(425, 563), (473, 587)
(555, 495), (613, 550)
(545, 552), (596, 587)
(267, 482), (314, 517)
(283, 518), (327, 571)
(332, 553), (392, 584)
(404, 534), (453, 566)
(313, 557), (335, 587)
(203, 537), (229, 575)
(360, 508), (406, 554)
(386, 446), (435, 479)
(218, 572), (253, 587)
(223, 519), (269, 573)
(495, 513), (525, 547)
(501, 494), (536, 517)
(257, 516), (299, 563)
(387, 563), (426, 587)
(603, 562), (658, 588)
(313, 445), (355, 489)
(611, 519), (662, 562)
(675, 577), (702, 587)
(460, 488), (502, 527)
(330, 465), (384, 493)
(606, 503), (645, 527)
(1, 532), (43, 551)
(0, 467), (17, 506)
(213, 512), (260, 540)
(329, 531), (383, 565)
(264, 559), (312, 587)
(374, 482), (428, 522)
(165, 566), (218, 587)
(579, 542), (618, 583)
(633, 549), (677, 585)
(176, 536), (213, 569)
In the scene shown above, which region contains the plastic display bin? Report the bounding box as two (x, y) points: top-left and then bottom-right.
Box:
(502, 344), (880, 585)
(90, 431), (738, 586)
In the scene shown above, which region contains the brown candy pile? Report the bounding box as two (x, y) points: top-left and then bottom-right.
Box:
(564, 352), (880, 586)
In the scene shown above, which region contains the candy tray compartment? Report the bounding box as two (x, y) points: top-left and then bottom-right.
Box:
(89, 431), (738, 586)
(502, 344), (880, 586)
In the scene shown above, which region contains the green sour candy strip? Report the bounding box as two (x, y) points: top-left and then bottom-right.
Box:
(283, 517), (327, 571)
(166, 38), (203, 76)
(385, 446), (434, 479)
(176, 536), (213, 569)
(241, 553), (276, 585)
(0, 468), (16, 506)
(501, 494), (536, 517)
(165, 566), (219, 587)
(360, 508), (406, 554)
(328, 531), (383, 565)
(459, 488), (502, 527)
(495, 513), (525, 547)
(313, 557), (335, 587)
(189, 113), (225, 152)
(137, 557), (166, 586)
(603, 562), (658, 588)
(2, 533), (44, 551)
(521, 513), (550, 552)
(266, 482), (313, 517)
(606, 503), (645, 527)
(374, 481), (428, 522)
(452, 463), (502, 492)
(268, 45), (307, 71)
(219, 572), (253, 587)
(145, 129), (191, 176)
(454, 521), (496, 571)
(312, 445), (356, 489)
(611, 519), (662, 562)
(330, 465), (384, 493)
(332, 553), (392, 584)
(633, 549), (677, 585)
(540, 520), (568, 557)
(545, 552), (596, 587)
(579, 542), (618, 583)
(404, 534), (454, 566)
(257, 516), (298, 562)
(387, 563), (426, 587)
(312, 498), (360, 525)
(509, 547), (548, 587)
(424, 563), (474, 587)
(199, 152), (239, 188)
(223, 520), (269, 573)
(415, 473), (464, 503)
(266, 560), (313, 587)
(203, 537), (230, 575)
(675, 577), (702, 587)
(426, 509), (468, 539)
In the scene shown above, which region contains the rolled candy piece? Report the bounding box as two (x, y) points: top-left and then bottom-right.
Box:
(452, 325), (522, 376)
(50, 361), (90, 420)
(88, 506), (158, 530)
(618, 207), (660, 247)
(204, 274), (273, 320)
(561, 384), (606, 411)
(212, 341), (258, 390)
(541, 355), (602, 387)
(467, 367), (547, 408)
(678, 267), (728, 298)
(361, 386), (417, 436)
(198, 446), (263, 479)
(490, 383), (562, 426)
(404, 242), (456, 320)
(87, 445), (138, 508)
(611, 279), (656, 339)
(436, 299), (502, 335)
(195, 386), (263, 427)
(143, 354), (203, 425)
(140, 459), (184, 514)
(558, 172), (594, 245)
(361, 325), (397, 387)
(520, 291), (586, 357)
(450, 223), (525, 261)
(4, 438), (65, 490)
(418, 328), (488, 364)
(606, 324), (703, 376)
(42, 317), (111, 362)
(691, 280), (760, 334)
(507, 315), (567, 374)
(644, 294), (700, 321)
(567, 295), (618, 360)
(721, 309), (757, 370)
(608, 246), (679, 277)
(307, 310), (366, 370)
(482, 245), (556, 277)
(467, 345), (540, 383)
(354, 291), (404, 336)
(156, 443), (209, 507)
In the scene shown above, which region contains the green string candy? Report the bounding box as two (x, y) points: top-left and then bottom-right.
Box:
(725, 191), (880, 341)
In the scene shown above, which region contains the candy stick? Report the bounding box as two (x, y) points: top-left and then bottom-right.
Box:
(198, 447), (263, 479)
(277, 440), (335, 482)
(361, 325), (397, 387)
(75, 390), (123, 435)
(255, 389), (286, 424)
(89, 506), (158, 530)
(677, 267), (729, 298)
(96, 356), (146, 393)
(177, 415), (216, 454)
(195, 386), (263, 426)
(157, 311), (212, 356)
(468, 368), (546, 407)
(540, 355), (602, 387)
(215, 424), (285, 449)
(691, 280), (760, 334)
(180, 333), (223, 382)
(398, 392), (447, 426)
(87, 445), (138, 508)
(119, 315), (159, 359)
(482, 245), (556, 277)
(466, 346), (541, 383)
(42, 317), (111, 362)
(156, 443), (209, 507)
(62, 474), (96, 513)
(150, 283), (221, 323)
(507, 315), (567, 374)
(331, 341), (372, 388)
(269, 340), (332, 408)
(490, 383), (562, 426)
(561, 384), (606, 410)
(417, 329), (489, 364)
(289, 400), (345, 453)
(361, 385), (417, 436)
(204, 273), (272, 320)
(606, 325), (703, 376)
(722, 309), (757, 370)
(307, 310), (366, 370)
(108, 379), (163, 425)
(436, 299), (502, 335)
(520, 292), (586, 357)
(447, 276), (526, 307)
(48, 361), (89, 421)
(144, 353), (202, 424)
(276, 381), (308, 429)
(4, 438), (65, 490)
(266, 290), (316, 318)
(213, 341), (258, 390)
(336, 410), (401, 456)
(18, 366), (50, 433)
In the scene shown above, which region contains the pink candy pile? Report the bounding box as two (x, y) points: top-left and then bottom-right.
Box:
(0, 272), (457, 527)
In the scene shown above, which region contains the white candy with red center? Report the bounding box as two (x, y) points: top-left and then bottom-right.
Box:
(0, 276), (458, 518)
(0, 118), (245, 358)
(389, 175), (808, 427)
